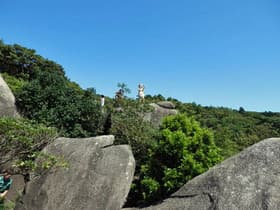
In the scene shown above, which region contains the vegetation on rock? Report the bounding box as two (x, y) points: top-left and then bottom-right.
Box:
(0, 117), (57, 175)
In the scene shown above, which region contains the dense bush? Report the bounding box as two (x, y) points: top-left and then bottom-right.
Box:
(0, 40), (64, 80)
(109, 99), (159, 206)
(1, 73), (28, 96)
(0, 40), (104, 137)
(14, 71), (103, 137)
(126, 114), (222, 206)
(110, 99), (156, 167)
(0, 117), (57, 174)
(163, 98), (280, 159)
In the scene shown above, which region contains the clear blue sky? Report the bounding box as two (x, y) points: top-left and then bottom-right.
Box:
(1, 0), (280, 112)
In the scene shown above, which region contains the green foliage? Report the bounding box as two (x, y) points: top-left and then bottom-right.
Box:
(110, 99), (159, 206)
(1, 199), (15, 210)
(0, 117), (57, 173)
(11, 68), (102, 138)
(1, 40), (104, 138)
(0, 41), (64, 80)
(117, 82), (131, 96)
(1, 73), (28, 95)
(33, 153), (69, 175)
(136, 114), (222, 204)
(110, 99), (156, 165)
(145, 94), (166, 103)
(168, 99), (280, 159)
(140, 177), (160, 201)
(114, 83), (131, 107)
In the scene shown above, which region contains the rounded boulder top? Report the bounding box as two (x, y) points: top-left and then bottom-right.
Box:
(156, 101), (176, 109)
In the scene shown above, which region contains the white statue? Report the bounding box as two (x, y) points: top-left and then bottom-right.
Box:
(138, 83), (145, 103)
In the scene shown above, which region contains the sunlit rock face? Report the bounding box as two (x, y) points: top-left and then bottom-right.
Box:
(124, 138), (280, 210)
(0, 74), (19, 118)
(16, 135), (135, 210)
(144, 101), (178, 127)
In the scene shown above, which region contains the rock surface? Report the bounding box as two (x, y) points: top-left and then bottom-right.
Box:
(144, 102), (178, 127)
(125, 138), (280, 210)
(0, 74), (19, 118)
(15, 135), (135, 210)
(156, 101), (176, 109)
(6, 175), (25, 203)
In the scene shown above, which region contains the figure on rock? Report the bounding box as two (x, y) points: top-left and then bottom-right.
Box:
(138, 83), (145, 103)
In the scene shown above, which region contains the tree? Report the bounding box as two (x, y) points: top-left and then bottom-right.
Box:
(239, 107), (245, 114)
(136, 114), (222, 204)
(15, 71), (103, 137)
(117, 82), (131, 97)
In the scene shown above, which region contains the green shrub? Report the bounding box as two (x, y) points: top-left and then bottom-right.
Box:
(110, 99), (159, 206)
(110, 99), (156, 164)
(15, 71), (103, 137)
(140, 177), (160, 201)
(0, 117), (57, 173)
(137, 114), (222, 204)
(1, 73), (28, 96)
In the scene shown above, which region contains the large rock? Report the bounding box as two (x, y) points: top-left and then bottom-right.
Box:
(16, 135), (135, 210)
(0, 74), (19, 118)
(126, 138), (280, 210)
(144, 102), (178, 127)
(6, 175), (25, 203)
(156, 101), (176, 109)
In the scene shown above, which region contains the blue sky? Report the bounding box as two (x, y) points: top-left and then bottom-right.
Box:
(1, 0), (280, 112)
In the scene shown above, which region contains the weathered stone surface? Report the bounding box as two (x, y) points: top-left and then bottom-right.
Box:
(0, 74), (19, 118)
(144, 102), (178, 127)
(156, 101), (176, 109)
(125, 138), (280, 210)
(16, 135), (135, 210)
(6, 175), (25, 203)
